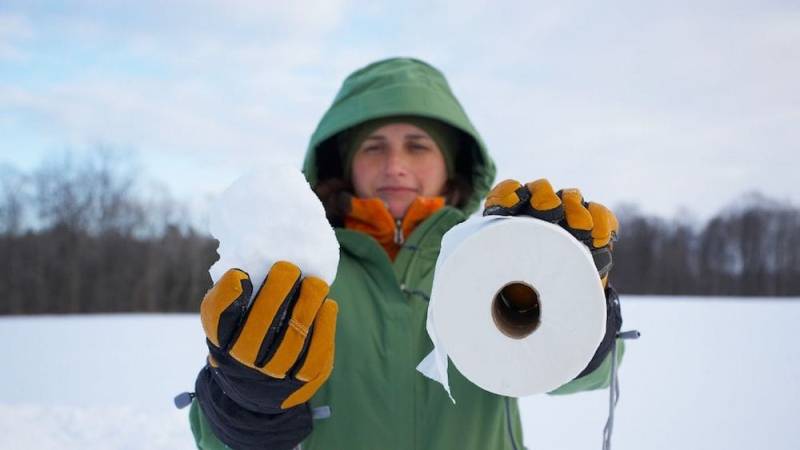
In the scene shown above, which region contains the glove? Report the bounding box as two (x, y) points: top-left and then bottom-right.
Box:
(483, 178), (619, 286)
(194, 261), (338, 450)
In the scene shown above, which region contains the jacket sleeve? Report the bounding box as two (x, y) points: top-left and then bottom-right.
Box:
(548, 285), (625, 395)
(189, 398), (230, 450)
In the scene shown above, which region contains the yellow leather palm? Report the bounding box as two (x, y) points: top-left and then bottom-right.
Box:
(200, 261), (338, 409)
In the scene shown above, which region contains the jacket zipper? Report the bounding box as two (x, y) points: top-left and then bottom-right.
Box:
(394, 218), (404, 245)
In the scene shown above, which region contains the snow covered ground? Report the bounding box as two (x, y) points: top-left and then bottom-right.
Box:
(1, 296), (798, 450)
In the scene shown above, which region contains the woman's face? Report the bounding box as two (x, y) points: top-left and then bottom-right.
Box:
(351, 123), (448, 219)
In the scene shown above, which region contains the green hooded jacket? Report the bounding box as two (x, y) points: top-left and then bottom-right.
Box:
(190, 57), (622, 450)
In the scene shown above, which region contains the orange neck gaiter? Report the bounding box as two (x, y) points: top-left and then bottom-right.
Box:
(345, 196), (445, 260)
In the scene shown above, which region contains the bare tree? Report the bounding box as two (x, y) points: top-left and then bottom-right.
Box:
(614, 195), (800, 296)
(0, 165), (27, 236)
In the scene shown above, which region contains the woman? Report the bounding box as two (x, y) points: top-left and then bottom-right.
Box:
(189, 58), (623, 450)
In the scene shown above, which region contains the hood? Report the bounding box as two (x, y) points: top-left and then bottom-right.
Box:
(301, 57), (496, 215)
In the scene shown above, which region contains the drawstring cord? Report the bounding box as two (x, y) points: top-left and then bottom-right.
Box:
(602, 329), (640, 450)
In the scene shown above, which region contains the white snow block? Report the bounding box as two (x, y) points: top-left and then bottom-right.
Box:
(208, 164), (340, 293)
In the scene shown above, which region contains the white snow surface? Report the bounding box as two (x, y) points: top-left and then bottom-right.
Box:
(2, 297), (799, 450)
(209, 164), (339, 287)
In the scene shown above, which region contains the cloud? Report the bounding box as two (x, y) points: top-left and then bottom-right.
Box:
(0, 12), (33, 61)
(1, 0), (798, 221)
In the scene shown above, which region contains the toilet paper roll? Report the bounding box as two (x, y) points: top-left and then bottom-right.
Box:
(417, 216), (606, 400)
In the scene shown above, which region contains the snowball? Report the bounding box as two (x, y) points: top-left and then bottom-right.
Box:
(208, 164), (340, 292)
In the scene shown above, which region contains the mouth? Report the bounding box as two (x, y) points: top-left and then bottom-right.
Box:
(377, 186), (418, 194)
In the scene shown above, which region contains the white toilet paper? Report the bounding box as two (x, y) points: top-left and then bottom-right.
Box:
(417, 216), (606, 401)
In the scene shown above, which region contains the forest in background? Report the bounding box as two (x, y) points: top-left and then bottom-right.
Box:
(1, 150), (798, 314)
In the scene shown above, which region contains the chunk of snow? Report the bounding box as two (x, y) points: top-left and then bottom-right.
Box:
(208, 164), (339, 289)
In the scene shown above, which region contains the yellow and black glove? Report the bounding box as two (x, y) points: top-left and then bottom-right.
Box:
(484, 178), (619, 286)
(194, 261), (338, 450)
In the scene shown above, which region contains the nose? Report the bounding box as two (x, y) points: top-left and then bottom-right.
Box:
(383, 148), (409, 177)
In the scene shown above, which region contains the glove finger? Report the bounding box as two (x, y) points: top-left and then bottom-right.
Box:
(609, 209), (619, 246)
(587, 202), (615, 248)
(281, 299), (338, 409)
(261, 276), (329, 378)
(200, 268), (253, 349)
(228, 261), (302, 369)
(484, 179), (528, 216)
(523, 178), (563, 222)
(293, 299), (338, 382)
(588, 202), (618, 287)
(558, 188), (593, 244)
(591, 244), (614, 280)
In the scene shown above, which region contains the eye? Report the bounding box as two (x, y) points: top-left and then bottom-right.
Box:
(409, 142), (430, 152)
(360, 144), (383, 153)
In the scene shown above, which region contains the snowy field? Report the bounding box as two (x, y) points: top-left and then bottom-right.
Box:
(1, 296), (798, 450)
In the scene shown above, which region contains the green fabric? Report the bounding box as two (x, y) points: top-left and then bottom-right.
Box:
(191, 57), (619, 450)
(302, 57), (496, 216)
(549, 340), (626, 395)
(337, 115), (459, 182)
(189, 398), (230, 450)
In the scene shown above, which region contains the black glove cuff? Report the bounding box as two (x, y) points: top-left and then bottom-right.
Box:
(195, 366), (312, 450)
(206, 343), (305, 414)
(574, 284), (622, 379)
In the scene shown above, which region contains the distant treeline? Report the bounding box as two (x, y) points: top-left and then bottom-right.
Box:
(611, 200), (800, 295)
(0, 150), (217, 314)
(1, 150), (798, 314)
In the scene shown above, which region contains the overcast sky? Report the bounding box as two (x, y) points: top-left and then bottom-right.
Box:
(1, 0), (798, 224)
